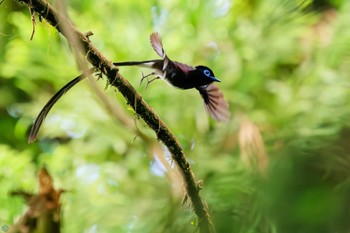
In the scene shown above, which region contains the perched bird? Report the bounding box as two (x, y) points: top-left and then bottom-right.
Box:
(28, 32), (230, 143)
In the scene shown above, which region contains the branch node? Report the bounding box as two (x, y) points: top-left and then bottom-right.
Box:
(84, 31), (94, 41)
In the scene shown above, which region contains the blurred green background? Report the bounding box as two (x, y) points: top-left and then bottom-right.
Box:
(1, 0), (350, 232)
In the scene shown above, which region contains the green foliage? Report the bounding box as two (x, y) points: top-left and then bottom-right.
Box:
(1, 0), (350, 232)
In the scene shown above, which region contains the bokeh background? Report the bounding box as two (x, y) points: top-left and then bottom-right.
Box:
(1, 0), (350, 232)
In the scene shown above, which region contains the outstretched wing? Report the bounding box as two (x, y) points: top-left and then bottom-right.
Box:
(150, 32), (169, 72)
(196, 84), (230, 122)
(150, 32), (166, 59)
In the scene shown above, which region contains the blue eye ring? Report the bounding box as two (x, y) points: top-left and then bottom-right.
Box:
(204, 69), (211, 77)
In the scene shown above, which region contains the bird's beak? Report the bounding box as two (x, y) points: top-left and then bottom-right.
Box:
(210, 76), (221, 82)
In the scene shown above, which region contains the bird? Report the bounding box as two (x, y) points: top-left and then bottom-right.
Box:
(114, 32), (230, 120)
(28, 32), (230, 143)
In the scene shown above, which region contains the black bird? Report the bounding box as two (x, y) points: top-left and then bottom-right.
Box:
(28, 32), (230, 143)
(114, 32), (230, 120)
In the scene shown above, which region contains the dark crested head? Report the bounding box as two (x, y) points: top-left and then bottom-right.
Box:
(195, 66), (220, 83)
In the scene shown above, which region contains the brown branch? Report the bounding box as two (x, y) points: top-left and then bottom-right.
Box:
(16, 0), (213, 232)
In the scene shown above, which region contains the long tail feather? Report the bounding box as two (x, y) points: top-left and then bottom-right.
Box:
(196, 84), (230, 122)
(113, 60), (160, 69)
(28, 69), (93, 143)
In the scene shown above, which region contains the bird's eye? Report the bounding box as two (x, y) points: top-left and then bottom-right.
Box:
(203, 69), (211, 77)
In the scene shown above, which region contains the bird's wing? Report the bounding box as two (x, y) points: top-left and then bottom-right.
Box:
(150, 32), (166, 59)
(173, 61), (195, 74)
(150, 32), (170, 72)
(196, 84), (230, 122)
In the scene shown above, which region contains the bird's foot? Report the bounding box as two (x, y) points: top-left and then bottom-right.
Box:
(140, 71), (159, 89)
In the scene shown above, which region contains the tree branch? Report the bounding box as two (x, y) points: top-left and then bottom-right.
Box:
(16, 0), (213, 232)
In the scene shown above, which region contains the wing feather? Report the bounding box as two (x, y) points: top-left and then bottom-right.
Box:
(196, 84), (230, 122)
(150, 32), (166, 59)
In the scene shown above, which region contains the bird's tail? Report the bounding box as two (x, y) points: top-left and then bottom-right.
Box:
(28, 69), (94, 143)
(113, 60), (160, 69)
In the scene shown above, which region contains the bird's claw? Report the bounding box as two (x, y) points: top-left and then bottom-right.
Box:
(140, 72), (159, 89)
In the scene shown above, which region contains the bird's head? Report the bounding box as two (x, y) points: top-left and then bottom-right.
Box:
(195, 66), (221, 83)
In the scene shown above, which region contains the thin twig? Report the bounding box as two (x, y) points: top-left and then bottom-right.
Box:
(28, 7), (36, 41)
(15, 0), (213, 232)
